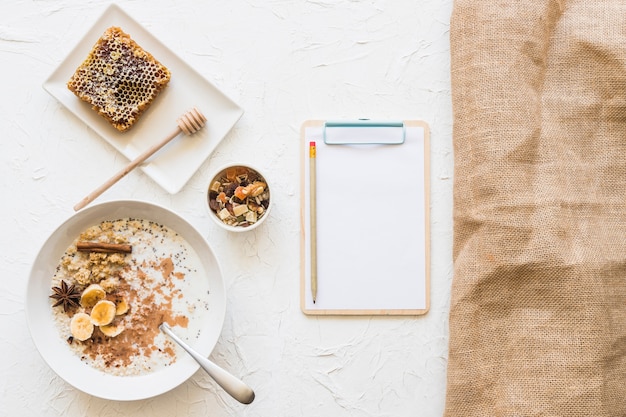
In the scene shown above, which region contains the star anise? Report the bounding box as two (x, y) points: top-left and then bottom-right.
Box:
(50, 280), (81, 312)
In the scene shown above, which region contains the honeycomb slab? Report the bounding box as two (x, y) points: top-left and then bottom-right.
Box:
(67, 26), (171, 132)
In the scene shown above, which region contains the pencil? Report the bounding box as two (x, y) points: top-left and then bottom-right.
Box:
(309, 141), (318, 303)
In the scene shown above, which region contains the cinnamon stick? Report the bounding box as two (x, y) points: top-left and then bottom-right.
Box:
(76, 241), (132, 254)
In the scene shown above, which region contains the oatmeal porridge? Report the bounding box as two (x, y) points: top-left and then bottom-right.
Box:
(49, 218), (210, 376)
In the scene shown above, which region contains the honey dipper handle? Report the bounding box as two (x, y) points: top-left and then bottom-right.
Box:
(74, 127), (181, 211)
(73, 126), (181, 211)
(73, 108), (207, 211)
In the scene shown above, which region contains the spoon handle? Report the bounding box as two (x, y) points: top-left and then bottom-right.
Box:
(160, 323), (255, 404)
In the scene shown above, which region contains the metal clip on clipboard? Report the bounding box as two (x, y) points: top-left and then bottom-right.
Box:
(323, 120), (406, 145)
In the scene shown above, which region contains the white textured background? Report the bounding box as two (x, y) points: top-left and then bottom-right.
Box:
(1, 0), (454, 416)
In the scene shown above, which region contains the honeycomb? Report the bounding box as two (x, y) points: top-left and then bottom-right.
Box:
(67, 26), (171, 132)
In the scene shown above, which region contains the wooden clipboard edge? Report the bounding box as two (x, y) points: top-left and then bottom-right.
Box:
(299, 120), (431, 316)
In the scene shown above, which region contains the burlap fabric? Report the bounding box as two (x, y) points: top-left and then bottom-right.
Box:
(446, 1), (626, 415)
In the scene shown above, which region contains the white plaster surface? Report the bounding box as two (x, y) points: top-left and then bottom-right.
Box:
(1, 0), (454, 415)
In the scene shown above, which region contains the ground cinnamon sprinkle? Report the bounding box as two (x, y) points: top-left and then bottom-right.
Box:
(80, 257), (181, 369)
(50, 218), (210, 376)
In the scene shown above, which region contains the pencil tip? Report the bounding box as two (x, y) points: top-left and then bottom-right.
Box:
(313, 300), (316, 304)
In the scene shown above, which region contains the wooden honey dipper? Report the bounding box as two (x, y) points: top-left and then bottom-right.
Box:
(74, 108), (207, 211)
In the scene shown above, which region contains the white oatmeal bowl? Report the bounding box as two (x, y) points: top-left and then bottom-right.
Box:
(25, 200), (226, 401)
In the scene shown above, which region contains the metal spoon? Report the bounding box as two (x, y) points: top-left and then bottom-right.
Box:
(160, 322), (255, 404)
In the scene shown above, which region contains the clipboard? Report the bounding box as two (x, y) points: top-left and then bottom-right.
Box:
(300, 119), (430, 315)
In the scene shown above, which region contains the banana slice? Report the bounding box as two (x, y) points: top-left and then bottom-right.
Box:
(115, 299), (129, 315)
(80, 284), (106, 308)
(100, 323), (124, 337)
(90, 300), (116, 326)
(70, 312), (94, 341)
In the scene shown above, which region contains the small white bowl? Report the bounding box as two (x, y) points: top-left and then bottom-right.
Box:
(206, 164), (272, 232)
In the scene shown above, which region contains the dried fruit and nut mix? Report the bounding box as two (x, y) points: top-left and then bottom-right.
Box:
(208, 166), (270, 227)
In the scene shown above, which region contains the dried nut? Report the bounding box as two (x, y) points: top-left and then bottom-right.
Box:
(70, 312), (94, 341)
(90, 300), (117, 326)
(248, 182), (266, 197)
(80, 284), (106, 308)
(233, 204), (249, 217)
(248, 201), (259, 211)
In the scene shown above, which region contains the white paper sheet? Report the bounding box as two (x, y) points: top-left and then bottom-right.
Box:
(302, 122), (429, 314)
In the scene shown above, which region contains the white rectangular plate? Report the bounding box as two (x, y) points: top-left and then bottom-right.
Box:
(43, 4), (243, 194)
